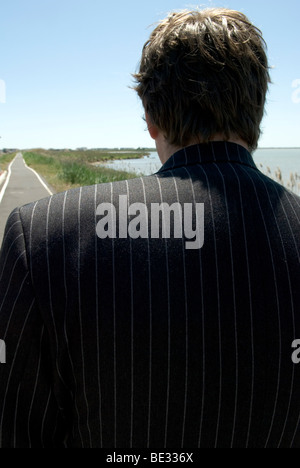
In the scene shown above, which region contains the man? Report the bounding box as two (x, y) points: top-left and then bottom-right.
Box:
(0, 8), (300, 448)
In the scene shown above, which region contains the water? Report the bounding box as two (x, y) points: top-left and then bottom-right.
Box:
(252, 148), (300, 183)
(103, 152), (162, 176)
(103, 148), (300, 185)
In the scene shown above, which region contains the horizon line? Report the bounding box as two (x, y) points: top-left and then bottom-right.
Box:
(1, 146), (299, 152)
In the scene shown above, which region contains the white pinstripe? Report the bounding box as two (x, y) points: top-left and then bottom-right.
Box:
(27, 326), (45, 448)
(77, 187), (93, 447)
(140, 177), (153, 449)
(52, 408), (60, 447)
(287, 189), (300, 209)
(238, 164), (283, 448)
(187, 148), (207, 448)
(94, 184), (103, 446)
(61, 190), (84, 446)
(0, 233), (24, 281)
(111, 182), (117, 447)
(0, 220), (22, 256)
(182, 162), (206, 449)
(280, 192), (300, 258)
(228, 161), (255, 447)
(41, 389), (52, 447)
(170, 170), (189, 448)
(255, 171), (296, 447)
(1, 206), (19, 227)
(0, 298), (36, 445)
(29, 202), (38, 282)
(196, 163), (223, 448)
(213, 161), (239, 448)
(46, 197), (70, 396)
(0, 264), (29, 339)
(155, 174), (172, 448)
(0, 142), (299, 448)
(125, 180), (135, 448)
(13, 384), (21, 448)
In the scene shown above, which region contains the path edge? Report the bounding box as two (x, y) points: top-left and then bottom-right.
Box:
(0, 156), (17, 205)
(23, 157), (53, 196)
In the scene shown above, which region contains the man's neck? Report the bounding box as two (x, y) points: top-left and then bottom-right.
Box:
(156, 133), (250, 165)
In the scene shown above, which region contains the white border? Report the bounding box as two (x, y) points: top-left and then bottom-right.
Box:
(0, 153), (53, 205)
(0, 156), (16, 204)
(0, 171), (7, 187)
(23, 158), (53, 195)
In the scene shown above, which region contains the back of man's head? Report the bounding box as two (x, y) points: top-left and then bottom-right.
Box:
(134, 8), (270, 152)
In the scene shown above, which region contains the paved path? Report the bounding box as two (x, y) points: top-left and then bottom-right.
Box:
(0, 153), (53, 246)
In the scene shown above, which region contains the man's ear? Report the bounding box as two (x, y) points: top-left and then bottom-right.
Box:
(145, 112), (159, 140)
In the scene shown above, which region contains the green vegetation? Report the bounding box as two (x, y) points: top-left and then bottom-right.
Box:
(7, 148), (299, 197)
(0, 152), (17, 172)
(23, 149), (143, 193)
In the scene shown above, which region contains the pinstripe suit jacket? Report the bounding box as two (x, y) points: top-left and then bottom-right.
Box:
(0, 142), (300, 448)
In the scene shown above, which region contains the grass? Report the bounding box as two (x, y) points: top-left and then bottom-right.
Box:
(0, 152), (17, 173)
(258, 163), (300, 196)
(6, 148), (300, 197)
(23, 149), (142, 193)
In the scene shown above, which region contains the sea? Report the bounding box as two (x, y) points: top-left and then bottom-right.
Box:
(103, 148), (300, 189)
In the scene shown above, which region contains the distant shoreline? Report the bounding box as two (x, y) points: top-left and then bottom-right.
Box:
(256, 147), (300, 150)
(1, 147), (299, 155)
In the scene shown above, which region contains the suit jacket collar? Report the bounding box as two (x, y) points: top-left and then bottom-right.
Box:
(157, 141), (258, 173)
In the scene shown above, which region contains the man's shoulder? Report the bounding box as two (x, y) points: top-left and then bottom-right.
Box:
(18, 174), (161, 223)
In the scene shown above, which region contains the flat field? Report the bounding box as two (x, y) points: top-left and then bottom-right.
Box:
(22, 148), (151, 193)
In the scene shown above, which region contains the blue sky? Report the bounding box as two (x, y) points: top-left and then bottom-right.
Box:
(0, 0), (299, 149)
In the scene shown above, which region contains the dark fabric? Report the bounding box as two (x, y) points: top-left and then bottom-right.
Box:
(0, 142), (300, 448)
